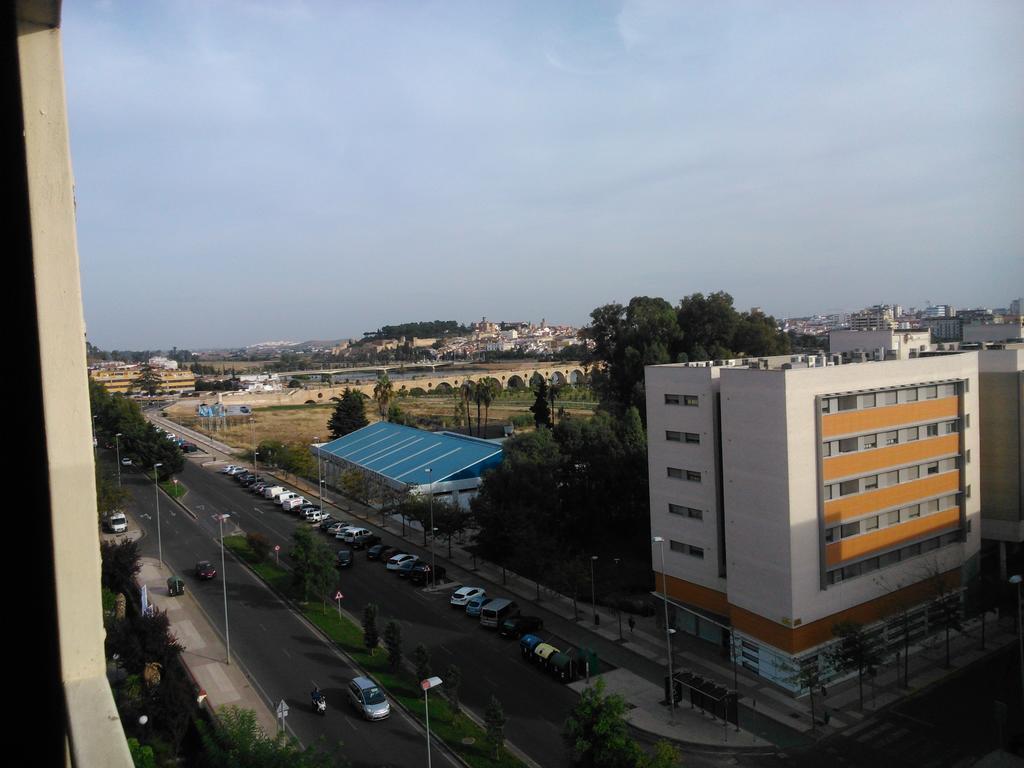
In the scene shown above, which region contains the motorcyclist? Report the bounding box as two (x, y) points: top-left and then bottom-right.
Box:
(311, 686), (324, 705)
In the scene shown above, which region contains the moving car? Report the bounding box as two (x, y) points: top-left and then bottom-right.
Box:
(449, 586), (485, 607)
(103, 512), (128, 534)
(386, 553), (418, 572)
(195, 560), (217, 580)
(346, 676), (390, 720)
(336, 549), (354, 568)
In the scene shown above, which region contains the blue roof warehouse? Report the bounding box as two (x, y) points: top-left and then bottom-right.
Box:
(313, 422), (504, 508)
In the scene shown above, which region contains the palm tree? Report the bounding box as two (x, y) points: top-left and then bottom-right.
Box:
(476, 378), (499, 438)
(460, 381), (475, 435)
(373, 373), (394, 421)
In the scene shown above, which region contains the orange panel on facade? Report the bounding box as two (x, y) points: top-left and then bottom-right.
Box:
(822, 397), (958, 438)
(823, 434), (959, 481)
(825, 507), (961, 566)
(824, 472), (960, 525)
(653, 572), (730, 617)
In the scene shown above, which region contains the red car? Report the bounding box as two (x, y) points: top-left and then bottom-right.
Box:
(195, 560), (217, 580)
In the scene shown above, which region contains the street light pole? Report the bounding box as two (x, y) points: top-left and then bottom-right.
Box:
(426, 467), (435, 587)
(115, 433), (123, 487)
(217, 513), (232, 665)
(614, 557), (623, 641)
(653, 536), (675, 720)
(421, 676), (443, 768)
(590, 555), (599, 625)
(153, 463), (164, 566)
(315, 437), (323, 512)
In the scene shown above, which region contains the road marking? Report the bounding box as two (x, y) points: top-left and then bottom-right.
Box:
(259, 624), (267, 632)
(254, 507), (264, 515)
(282, 648), (291, 658)
(892, 711), (936, 729)
(439, 645), (452, 655)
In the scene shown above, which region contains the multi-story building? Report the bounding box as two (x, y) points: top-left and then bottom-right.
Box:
(646, 353), (981, 687)
(848, 305), (897, 331)
(89, 366), (196, 394)
(829, 329), (931, 360)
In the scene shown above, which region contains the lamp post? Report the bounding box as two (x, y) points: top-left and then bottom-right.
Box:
(590, 555), (599, 625)
(1011, 574), (1023, 700)
(653, 536), (674, 720)
(215, 513), (232, 665)
(153, 463), (164, 566)
(315, 437), (323, 513)
(115, 433), (123, 487)
(92, 415), (98, 460)
(426, 467), (435, 587)
(250, 417), (257, 476)
(421, 676), (443, 768)
(614, 557), (623, 641)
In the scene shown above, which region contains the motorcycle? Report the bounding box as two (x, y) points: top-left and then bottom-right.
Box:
(312, 693), (327, 715)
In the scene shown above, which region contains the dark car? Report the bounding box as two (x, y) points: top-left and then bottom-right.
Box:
(182, 442), (199, 453)
(500, 614), (544, 638)
(317, 515), (337, 532)
(351, 532), (381, 551)
(368, 544), (397, 562)
(336, 549), (354, 569)
(195, 560), (217, 580)
(240, 475), (260, 488)
(396, 558), (419, 578)
(408, 562), (446, 586)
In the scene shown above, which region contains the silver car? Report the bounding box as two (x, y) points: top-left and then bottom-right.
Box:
(347, 676), (390, 720)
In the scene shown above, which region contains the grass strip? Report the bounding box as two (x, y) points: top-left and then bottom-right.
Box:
(223, 536), (525, 768)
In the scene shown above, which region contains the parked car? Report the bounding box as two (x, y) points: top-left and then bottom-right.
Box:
(195, 560), (217, 580)
(340, 527), (371, 545)
(334, 526), (361, 540)
(219, 464), (237, 474)
(252, 481), (270, 494)
(276, 491), (300, 506)
(499, 614), (544, 638)
(263, 485), (285, 500)
(346, 676), (390, 720)
(305, 509), (328, 523)
(317, 515), (337, 532)
(449, 586), (486, 607)
(480, 598), (519, 629)
(465, 595), (491, 617)
(326, 521), (351, 536)
(351, 532), (381, 550)
(282, 496), (306, 511)
(408, 562), (446, 586)
(336, 549), (354, 568)
(366, 543), (396, 561)
(227, 466), (248, 476)
(396, 558), (421, 578)
(386, 553), (418, 572)
(120, 457), (133, 466)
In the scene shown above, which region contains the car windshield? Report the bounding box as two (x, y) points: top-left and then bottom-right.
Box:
(198, 562), (211, 569)
(362, 687), (386, 705)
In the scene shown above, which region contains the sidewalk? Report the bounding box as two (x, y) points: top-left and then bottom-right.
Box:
(151, 415), (1022, 751)
(115, 508), (282, 741)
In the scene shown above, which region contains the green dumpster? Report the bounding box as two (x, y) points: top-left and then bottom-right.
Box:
(167, 577), (185, 597)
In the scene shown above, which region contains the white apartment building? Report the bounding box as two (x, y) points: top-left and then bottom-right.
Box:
(647, 353), (981, 687)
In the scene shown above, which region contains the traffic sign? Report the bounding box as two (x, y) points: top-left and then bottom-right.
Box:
(276, 700), (289, 718)
(335, 591), (344, 601)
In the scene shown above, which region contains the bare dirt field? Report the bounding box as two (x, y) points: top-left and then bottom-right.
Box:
(172, 392), (596, 451)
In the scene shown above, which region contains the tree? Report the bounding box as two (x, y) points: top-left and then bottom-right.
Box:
(373, 374), (395, 421)
(96, 464), (129, 520)
(363, 603), (379, 655)
(289, 527), (335, 604)
(195, 705), (342, 768)
(641, 740), (682, 768)
(563, 678), (643, 768)
(445, 664), (462, 715)
(827, 621), (883, 710)
(460, 381), (475, 435)
(134, 366), (162, 396)
(474, 378), (499, 437)
(246, 532), (272, 563)
(484, 695), (507, 759)
(433, 501), (472, 558)
(383, 621), (403, 672)
(413, 644), (432, 681)
(530, 379), (551, 429)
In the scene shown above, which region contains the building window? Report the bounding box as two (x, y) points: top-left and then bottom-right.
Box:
(838, 395), (859, 411)
(899, 466), (920, 483)
(666, 431), (682, 442)
(882, 431), (898, 446)
(669, 504), (703, 520)
(841, 521), (861, 538)
(863, 475), (878, 491)
(943, 421), (957, 434)
(881, 391), (898, 405)
(669, 540), (686, 553)
(901, 505), (921, 521)
(862, 393), (876, 408)
(922, 498), (939, 514)
(862, 434), (877, 450)
(864, 515), (879, 531)
(839, 437), (859, 454)
(899, 388), (918, 403)
(824, 484), (834, 500)
(665, 394), (681, 405)
(922, 385), (938, 400)
(905, 426), (919, 442)
(825, 527), (837, 543)
(925, 462), (939, 475)
(880, 550), (901, 567)
(683, 395), (699, 407)
(688, 545), (705, 559)
(880, 471), (899, 487)
(667, 467), (683, 479)
(926, 424), (939, 437)
(840, 479), (859, 496)
(684, 432), (700, 444)
(884, 510), (900, 526)
(686, 470), (702, 482)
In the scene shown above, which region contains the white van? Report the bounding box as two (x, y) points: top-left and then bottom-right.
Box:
(263, 485), (285, 500)
(282, 496), (305, 511)
(276, 491), (300, 506)
(341, 527), (371, 544)
(104, 512), (128, 534)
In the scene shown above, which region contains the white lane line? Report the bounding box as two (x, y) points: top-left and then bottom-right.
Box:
(282, 648), (291, 658)
(253, 507), (264, 515)
(259, 624), (267, 632)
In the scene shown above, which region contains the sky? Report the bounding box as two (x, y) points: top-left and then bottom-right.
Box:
(62, 0), (1024, 350)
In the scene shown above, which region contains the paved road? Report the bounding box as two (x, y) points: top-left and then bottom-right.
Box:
(173, 457), (581, 767)
(119, 459), (456, 768)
